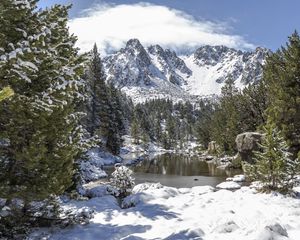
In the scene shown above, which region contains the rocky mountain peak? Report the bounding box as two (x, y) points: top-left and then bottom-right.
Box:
(125, 38), (144, 50)
(193, 45), (240, 66)
(148, 44), (165, 55)
(103, 39), (270, 103)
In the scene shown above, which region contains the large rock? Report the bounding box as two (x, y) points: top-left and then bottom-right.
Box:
(235, 132), (263, 163)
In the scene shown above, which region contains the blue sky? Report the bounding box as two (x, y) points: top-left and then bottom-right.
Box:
(38, 0), (300, 52)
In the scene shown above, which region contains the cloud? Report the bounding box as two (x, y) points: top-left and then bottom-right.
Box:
(68, 2), (255, 54)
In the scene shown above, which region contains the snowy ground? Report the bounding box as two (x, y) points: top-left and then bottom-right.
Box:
(120, 135), (200, 161)
(30, 183), (300, 240)
(79, 148), (122, 183)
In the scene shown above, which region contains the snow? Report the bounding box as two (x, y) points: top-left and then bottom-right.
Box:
(79, 161), (108, 182)
(86, 148), (122, 166)
(226, 174), (246, 182)
(30, 183), (300, 240)
(216, 181), (242, 190)
(79, 148), (122, 183)
(183, 55), (224, 96)
(120, 135), (200, 164)
(103, 41), (267, 103)
(85, 185), (113, 198)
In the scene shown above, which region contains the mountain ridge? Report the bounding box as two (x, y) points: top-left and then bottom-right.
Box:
(103, 39), (270, 103)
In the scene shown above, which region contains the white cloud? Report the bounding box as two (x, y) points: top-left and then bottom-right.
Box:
(68, 2), (255, 54)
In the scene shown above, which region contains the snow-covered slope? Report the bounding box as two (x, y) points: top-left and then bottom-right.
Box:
(30, 184), (300, 240)
(182, 46), (268, 96)
(103, 39), (269, 103)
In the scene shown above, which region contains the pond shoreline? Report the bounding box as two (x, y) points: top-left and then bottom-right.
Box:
(86, 152), (243, 189)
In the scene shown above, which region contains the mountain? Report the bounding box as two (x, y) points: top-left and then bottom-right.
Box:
(103, 39), (269, 103)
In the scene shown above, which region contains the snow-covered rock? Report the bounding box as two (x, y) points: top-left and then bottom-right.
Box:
(132, 182), (164, 194)
(79, 161), (107, 182)
(226, 174), (246, 182)
(293, 186), (300, 197)
(216, 181), (241, 190)
(85, 185), (112, 198)
(86, 148), (122, 167)
(257, 223), (288, 240)
(79, 148), (122, 183)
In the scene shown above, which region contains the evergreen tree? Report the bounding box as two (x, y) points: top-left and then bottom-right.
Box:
(83, 46), (119, 154)
(245, 120), (300, 192)
(154, 113), (162, 142)
(264, 31), (300, 156)
(131, 115), (141, 144)
(108, 83), (126, 135)
(211, 77), (241, 152)
(85, 44), (106, 136)
(195, 100), (214, 148)
(239, 81), (267, 130)
(0, 1), (86, 201)
(166, 115), (176, 148)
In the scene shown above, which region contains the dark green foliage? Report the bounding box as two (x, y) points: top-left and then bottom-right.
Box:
(84, 44), (106, 136)
(239, 82), (267, 130)
(0, 1), (85, 201)
(83, 44), (130, 155)
(131, 99), (199, 149)
(131, 115), (141, 144)
(264, 31), (300, 156)
(207, 77), (268, 153)
(194, 100), (215, 149)
(245, 120), (300, 192)
(211, 78), (242, 153)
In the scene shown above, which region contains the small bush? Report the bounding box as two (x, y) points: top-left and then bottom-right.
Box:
(110, 165), (135, 198)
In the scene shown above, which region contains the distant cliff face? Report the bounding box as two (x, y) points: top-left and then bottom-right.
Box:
(103, 39), (270, 103)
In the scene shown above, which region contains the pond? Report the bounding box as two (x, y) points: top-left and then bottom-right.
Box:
(104, 153), (243, 188)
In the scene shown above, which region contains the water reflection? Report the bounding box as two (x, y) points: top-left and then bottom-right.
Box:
(102, 153), (243, 188)
(133, 153), (240, 177)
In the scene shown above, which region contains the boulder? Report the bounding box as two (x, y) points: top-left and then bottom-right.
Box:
(235, 132), (263, 163)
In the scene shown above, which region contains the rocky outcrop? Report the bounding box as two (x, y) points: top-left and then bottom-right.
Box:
(235, 132), (264, 163)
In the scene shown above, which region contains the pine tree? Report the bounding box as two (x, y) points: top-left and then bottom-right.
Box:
(85, 51), (125, 154)
(195, 99), (214, 149)
(245, 120), (300, 192)
(131, 115), (141, 144)
(211, 77), (241, 152)
(166, 115), (176, 148)
(239, 82), (267, 130)
(264, 31), (300, 157)
(0, 1), (86, 201)
(154, 114), (162, 142)
(85, 44), (106, 136)
(108, 83), (125, 135)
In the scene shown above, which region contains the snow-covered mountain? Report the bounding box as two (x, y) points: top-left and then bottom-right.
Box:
(103, 39), (269, 103)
